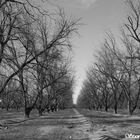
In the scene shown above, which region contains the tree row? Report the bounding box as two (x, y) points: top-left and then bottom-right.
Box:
(0, 0), (79, 118)
(77, 0), (140, 115)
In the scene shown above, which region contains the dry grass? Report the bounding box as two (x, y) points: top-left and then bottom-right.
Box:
(42, 128), (72, 140)
(0, 109), (79, 140)
(0, 126), (39, 140)
(41, 128), (90, 140)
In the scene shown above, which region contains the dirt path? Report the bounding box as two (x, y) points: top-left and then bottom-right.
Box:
(39, 108), (94, 140)
(72, 109), (93, 139)
(39, 108), (140, 140)
(72, 109), (110, 140)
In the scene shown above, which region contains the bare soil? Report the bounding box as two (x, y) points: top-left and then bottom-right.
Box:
(78, 108), (140, 140)
(0, 108), (140, 140)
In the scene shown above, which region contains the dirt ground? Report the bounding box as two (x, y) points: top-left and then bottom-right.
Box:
(0, 108), (140, 140)
(78, 109), (140, 140)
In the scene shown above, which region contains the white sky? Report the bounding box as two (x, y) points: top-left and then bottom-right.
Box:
(49, 0), (128, 104)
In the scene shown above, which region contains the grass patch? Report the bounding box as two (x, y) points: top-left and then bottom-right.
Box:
(41, 128), (73, 140)
(42, 128), (90, 140)
(0, 109), (79, 139)
(0, 126), (39, 140)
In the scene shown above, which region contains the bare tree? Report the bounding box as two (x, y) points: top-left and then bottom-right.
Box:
(0, 5), (79, 118)
(101, 33), (140, 115)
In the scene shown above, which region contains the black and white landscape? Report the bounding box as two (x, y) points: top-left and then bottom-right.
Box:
(0, 0), (140, 140)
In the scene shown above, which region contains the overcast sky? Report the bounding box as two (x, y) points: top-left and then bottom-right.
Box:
(49, 0), (128, 104)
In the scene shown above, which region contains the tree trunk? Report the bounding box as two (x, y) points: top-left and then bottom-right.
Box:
(96, 106), (99, 111)
(6, 104), (9, 111)
(38, 109), (43, 116)
(16, 107), (19, 111)
(105, 104), (108, 112)
(99, 104), (102, 110)
(25, 107), (32, 118)
(129, 107), (133, 115)
(128, 101), (134, 115)
(114, 103), (118, 114)
(37, 105), (44, 116)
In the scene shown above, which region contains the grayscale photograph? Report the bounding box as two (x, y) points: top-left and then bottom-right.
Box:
(0, 0), (140, 139)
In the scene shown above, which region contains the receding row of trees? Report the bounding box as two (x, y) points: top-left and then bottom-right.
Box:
(0, 0), (79, 118)
(77, 0), (140, 115)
